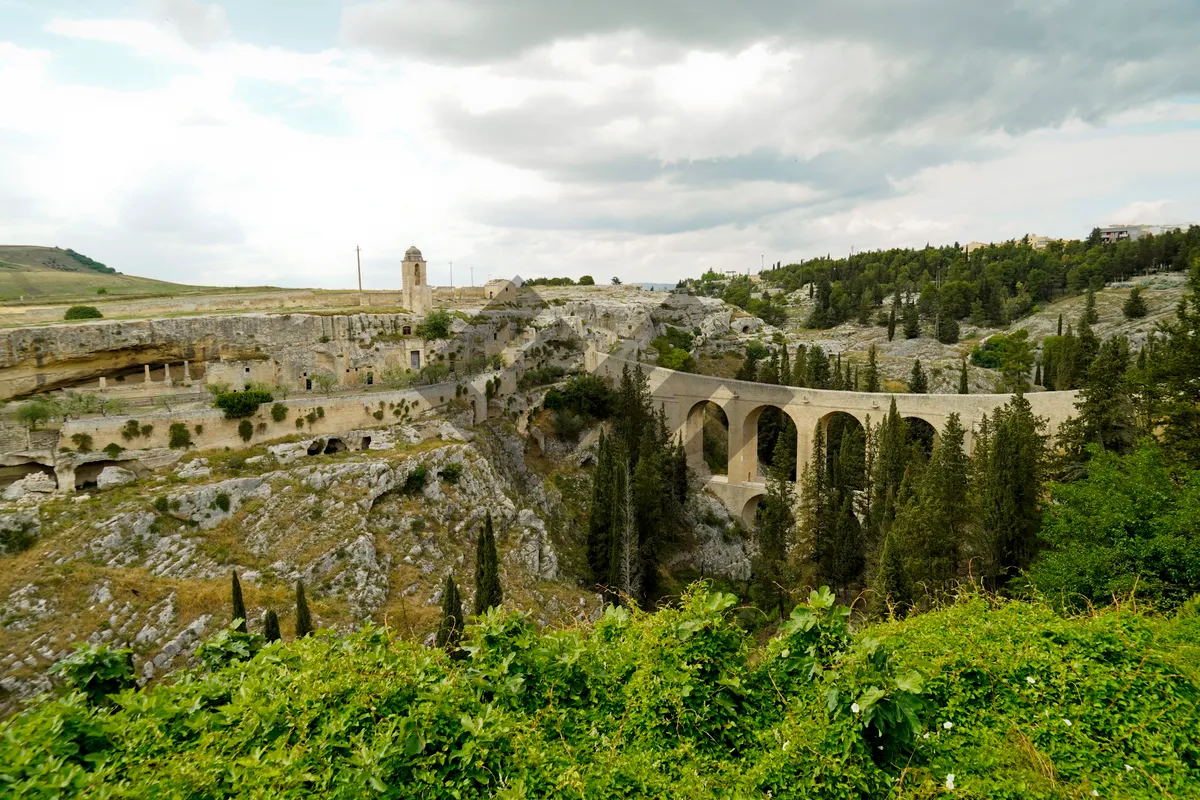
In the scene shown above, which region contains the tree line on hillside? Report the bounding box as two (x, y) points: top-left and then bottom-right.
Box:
(682, 228), (1200, 337)
(747, 255), (1200, 617)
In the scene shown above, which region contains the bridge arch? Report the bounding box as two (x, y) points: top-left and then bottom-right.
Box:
(738, 403), (803, 483)
(903, 416), (938, 457)
(741, 491), (767, 527)
(684, 399), (729, 476)
(820, 411), (868, 491)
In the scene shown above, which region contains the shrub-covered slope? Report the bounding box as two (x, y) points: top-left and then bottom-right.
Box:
(3, 588), (1197, 799)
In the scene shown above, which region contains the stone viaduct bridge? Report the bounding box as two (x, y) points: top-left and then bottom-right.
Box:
(586, 347), (1079, 524)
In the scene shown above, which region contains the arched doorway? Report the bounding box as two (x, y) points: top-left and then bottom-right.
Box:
(904, 417), (938, 458)
(685, 400), (729, 476)
(820, 412), (866, 493)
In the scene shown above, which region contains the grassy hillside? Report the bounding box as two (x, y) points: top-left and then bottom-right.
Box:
(2, 588), (1197, 798)
(0, 246), (211, 303)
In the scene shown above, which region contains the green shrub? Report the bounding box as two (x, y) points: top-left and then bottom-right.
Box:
(194, 623), (263, 671)
(0, 517), (38, 555)
(47, 643), (133, 706)
(270, 403), (288, 422)
(215, 390), (273, 419)
(316, 407), (325, 419)
(153, 496), (169, 514)
(416, 309), (452, 339)
(69, 433), (93, 453)
(214, 492), (231, 512)
(373, 409), (384, 420)
(552, 409), (585, 442)
(194, 424), (203, 435)
(63, 305), (103, 321)
(139, 424), (153, 438)
(237, 419), (253, 442)
(402, 464), (427, 494)
(121, 420), (141, 441)
(439, 462), (463, 484)
(103, 442), (124, 459)
(167, 423), (192, 449)
(295, 417), (305, 429)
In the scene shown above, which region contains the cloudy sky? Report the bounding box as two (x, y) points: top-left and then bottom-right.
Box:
(2, 0), (1199, 290)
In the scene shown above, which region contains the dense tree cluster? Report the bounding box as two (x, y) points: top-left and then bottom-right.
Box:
(586, 364), (689, 607)
(757, 227), (1200, 333)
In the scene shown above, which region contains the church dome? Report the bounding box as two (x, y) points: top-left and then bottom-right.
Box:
(404, 245), (423, 260)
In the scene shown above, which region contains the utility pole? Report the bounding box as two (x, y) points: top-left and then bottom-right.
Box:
(449, 260), (454, 289)
(470, 264), (474, 287)
(355, 246), (362, 292)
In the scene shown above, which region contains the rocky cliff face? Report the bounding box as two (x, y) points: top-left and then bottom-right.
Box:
(0, 417), (596, 714)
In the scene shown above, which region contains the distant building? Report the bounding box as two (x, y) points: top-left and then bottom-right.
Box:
(1026, 234), (1059, 250)
(1098, 224), (1189, 244)
(483, 278), (518, 303)
(964, 242), (989, 254)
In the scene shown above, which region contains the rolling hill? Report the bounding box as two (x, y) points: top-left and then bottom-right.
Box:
(0, 246), (211, 303)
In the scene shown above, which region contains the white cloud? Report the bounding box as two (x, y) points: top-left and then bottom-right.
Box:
(0, 4), (1198, 290)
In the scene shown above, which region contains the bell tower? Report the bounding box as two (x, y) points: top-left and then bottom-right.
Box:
(401, 245), (432, 314)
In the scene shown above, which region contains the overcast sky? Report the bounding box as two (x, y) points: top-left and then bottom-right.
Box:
(2, 0), (1199, 290)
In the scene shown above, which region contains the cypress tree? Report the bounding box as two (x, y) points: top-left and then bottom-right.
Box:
(1084, 286), (1099, 324)
(806, 345), (831, 389)
(670, 435), (689, 505)
(873, 530), (911, 618)
(295, 580), (313, 638)
(909, 359), (928, 393)
(902, 302), (921, 339)
(1034, 360), (1042, 386)
(958, 359), (969, 394)
(752, 433), (796, 620)
(263, 609), (281, 643)
(735, 349), (760, 382)
(844, 360), (853, 391)
(1056, 313), (1063, 337)
(586, 431), (615, 586)
(827, 492), (864, 593)
(435, 573), (463, 650)
(474, 511), (502, 614)
(779, 345), (791, 386)
(1076, 335), (1134, 454)
(864, 345), (880, 392)
(869, 398), (908, 541)
(792, 344), (808, 387)
(887, 306), (897, 341)
(231, 570), (247, 633)
(976, 395), (1046, 588)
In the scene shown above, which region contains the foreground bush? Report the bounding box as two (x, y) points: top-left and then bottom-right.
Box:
(2, 587), (1198, 798)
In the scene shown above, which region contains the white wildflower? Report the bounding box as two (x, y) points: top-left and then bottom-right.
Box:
(1091, 791), (1099, 797)
(943, 721), (953, 730)
(1125, 764), (1133, 772)
(851, 702), (861, 714)
(945, 773), (956, 790)
(1062, 718), (1072, 727)
(1025, 676), (1036, 685)
(922, 732), (931, 739)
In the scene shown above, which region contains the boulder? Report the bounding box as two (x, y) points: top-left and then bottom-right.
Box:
(1, 472), (56, 502)
(96, 466), (137, 490)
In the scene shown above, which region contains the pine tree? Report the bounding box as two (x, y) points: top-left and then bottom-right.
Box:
(1144, 271), (1200, 466)
(1084, 286), (1099, 324)
(868, 398), (909, 541)
(1123, 286), (1147, 319)
(295, 580), (313, 638)
(887, 306), (897, 341)
(436, 573), (463, 650)
(909, 359), (928, 393)
(632, 435), (665, 605)
(1056, 313), (1063, 337)
(263, 609), (281, 643)
(735, 350), (759, 382)
(608, 458), (640, 606)
(779, 346), (791, 386)
(231, 570), (247, 633)
(958, 359), (969, 394)
(474, 511), (502, 614)
(1034, 360), (1042, 386)
(826, 492), (864, 593)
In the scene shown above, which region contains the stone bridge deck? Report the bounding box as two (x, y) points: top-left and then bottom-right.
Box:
(587, 347), (1078, 523)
